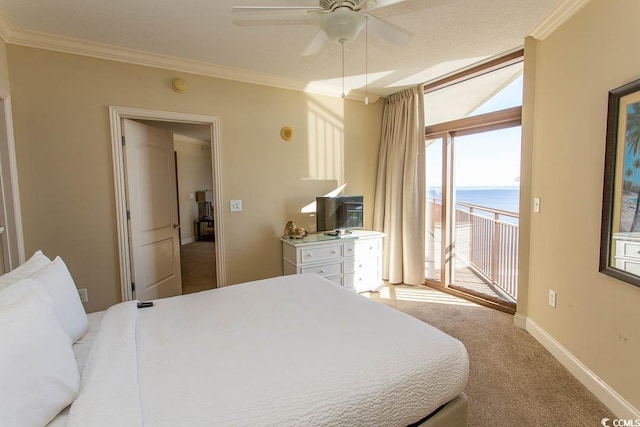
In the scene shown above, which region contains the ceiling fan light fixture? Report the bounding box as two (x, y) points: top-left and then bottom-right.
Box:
(319, 8), (366, 43)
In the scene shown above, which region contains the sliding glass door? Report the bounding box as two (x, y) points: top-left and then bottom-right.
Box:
(424, 126), (521, 307)
(449, 127), (521, 303)
(425, 137), (444, 284)
(423, 52), (523, 310)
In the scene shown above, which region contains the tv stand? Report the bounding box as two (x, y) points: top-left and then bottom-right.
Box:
(281, 230), (385, 292)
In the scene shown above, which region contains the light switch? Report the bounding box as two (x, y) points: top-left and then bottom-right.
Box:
(533, 197), (541, 213)
(230, 200), (243, 212)
(189, 192), (194, 200)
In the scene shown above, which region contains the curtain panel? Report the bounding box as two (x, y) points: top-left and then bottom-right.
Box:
(373, 85), (426, 285)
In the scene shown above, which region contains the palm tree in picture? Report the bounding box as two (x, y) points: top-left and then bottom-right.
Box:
(630, 159), (640, 231)
(626, 102), (640, 154)
(625, 102), (640, 231)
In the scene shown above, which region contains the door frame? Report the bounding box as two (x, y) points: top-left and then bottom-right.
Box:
(0, 87), (25, 270)
(109, 106), (225, 301)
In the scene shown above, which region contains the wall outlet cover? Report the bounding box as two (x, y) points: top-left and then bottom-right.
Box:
(548, 289), (556, 308)
(78, 288), (88, 304)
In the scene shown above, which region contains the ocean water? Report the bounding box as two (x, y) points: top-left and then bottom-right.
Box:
(456, 187), (520, 213)
(428, 186), (520, 222)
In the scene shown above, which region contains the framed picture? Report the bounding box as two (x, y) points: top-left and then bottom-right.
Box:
(600, 78), (640, 287)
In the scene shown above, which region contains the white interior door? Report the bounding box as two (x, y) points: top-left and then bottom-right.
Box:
(123, 119), (182, 301)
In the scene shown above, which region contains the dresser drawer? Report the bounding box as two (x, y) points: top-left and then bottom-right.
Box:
(354, 239), (381, 258)
(299, 244), (343, 264)
(300, 262), (342, 277)
(325, 275), (343, 286)
(619, 241), (640, 260)
(354, 256), (379, 273)
(343, 242), (355, 258)
(615, 258), (640, 275)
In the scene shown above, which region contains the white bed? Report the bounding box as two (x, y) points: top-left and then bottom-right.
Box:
(2, 252), (469, 427)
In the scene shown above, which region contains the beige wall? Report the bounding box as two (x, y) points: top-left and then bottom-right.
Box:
(7, 46), (383, 313)
(526, 0), (640, 412)
(0, 39), (9, 94)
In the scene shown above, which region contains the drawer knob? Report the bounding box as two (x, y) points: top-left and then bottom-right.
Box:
(307, 254), (313, 257)
(320, 269), (326, 274)
(331, 250), (336, 254)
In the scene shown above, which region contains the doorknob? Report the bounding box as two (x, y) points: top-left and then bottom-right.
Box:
(173, 224), (180, 229)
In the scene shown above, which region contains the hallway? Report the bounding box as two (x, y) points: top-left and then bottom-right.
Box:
(181, 241), (216, 295)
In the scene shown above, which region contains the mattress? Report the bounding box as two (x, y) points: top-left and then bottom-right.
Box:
(62, 274), (469, 426)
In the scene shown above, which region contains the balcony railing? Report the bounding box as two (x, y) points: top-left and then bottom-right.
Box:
(427, 200), (519, 302)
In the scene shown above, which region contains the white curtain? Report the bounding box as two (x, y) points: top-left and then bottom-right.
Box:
(373, 85), (425, 285)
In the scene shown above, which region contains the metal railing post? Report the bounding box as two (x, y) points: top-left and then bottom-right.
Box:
(491, 212), (499, 284)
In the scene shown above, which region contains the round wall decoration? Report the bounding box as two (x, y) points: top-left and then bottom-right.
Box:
(172, 78), (188, 93)
(280, 126), (293, 141)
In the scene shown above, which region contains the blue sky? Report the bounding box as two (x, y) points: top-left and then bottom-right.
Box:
(426, 75), (523, 188)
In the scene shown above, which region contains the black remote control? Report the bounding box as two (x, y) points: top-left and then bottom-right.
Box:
(137, 301), (154, 308)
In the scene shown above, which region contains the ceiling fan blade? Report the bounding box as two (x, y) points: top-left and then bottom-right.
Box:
(232, 6), (324, 16)
(364, 0), (408, 11)
(233, 17), (317, 27)
(302, 30), (329, 56)
(365, 13), (411, 45)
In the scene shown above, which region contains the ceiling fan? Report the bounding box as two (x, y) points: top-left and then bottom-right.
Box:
(232, 0), (412, 56)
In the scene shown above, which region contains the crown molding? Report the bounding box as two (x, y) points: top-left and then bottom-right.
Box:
(528, 0), (591, 40)
(0, 10), (12, 42)
(173, 133), (210, 147)
(0, 13), (380, 103)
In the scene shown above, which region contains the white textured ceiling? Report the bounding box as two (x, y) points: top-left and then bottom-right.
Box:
(0, 0), (561, 98)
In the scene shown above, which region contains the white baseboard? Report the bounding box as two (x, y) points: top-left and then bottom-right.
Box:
(181, 236), (195, 245)
(513, 312), (527, 329)
(523, 316), (639, 420)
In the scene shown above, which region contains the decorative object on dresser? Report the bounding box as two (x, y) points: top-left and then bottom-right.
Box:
(283, 220), (308, 239)
(281, 230), (384, 292)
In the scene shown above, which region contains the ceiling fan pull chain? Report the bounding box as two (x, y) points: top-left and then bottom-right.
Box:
(341, 41), (346, 99)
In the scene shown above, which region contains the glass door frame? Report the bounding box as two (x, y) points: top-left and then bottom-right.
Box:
(425, 109), (522, 313)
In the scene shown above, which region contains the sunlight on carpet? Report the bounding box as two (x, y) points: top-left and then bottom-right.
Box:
(376, 285), (485, 307)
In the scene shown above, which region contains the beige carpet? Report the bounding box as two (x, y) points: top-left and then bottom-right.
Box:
(180, 241), (216, 295)
(369, 285), (615, 426)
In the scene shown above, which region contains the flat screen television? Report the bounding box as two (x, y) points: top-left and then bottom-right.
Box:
(316, 195), (364, 232)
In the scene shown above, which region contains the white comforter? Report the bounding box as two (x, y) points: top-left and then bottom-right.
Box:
(68, 274), (468, 427)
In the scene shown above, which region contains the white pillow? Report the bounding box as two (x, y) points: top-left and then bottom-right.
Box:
(0, 281), (80, 427)
(25, 257), (88, 342)
(0, 250), (51, 291)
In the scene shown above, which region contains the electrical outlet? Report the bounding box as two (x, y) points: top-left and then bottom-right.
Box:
(230, 200), (243, 212)
(78, 288), (88, 303)
(548, 289), (556, 308)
